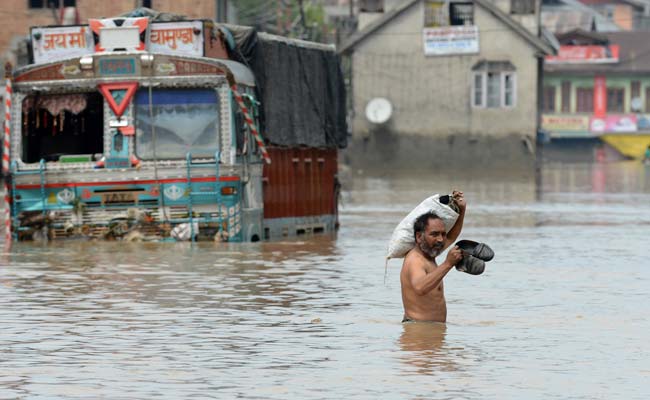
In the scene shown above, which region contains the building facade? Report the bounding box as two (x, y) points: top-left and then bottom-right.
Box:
(339, 0), (554, 172)
(541, 30), (650, 161)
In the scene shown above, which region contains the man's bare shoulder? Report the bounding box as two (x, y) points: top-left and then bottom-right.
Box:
(402, 248), (425, 271)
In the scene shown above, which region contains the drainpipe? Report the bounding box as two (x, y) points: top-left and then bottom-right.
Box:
(535, 0), (544, 200)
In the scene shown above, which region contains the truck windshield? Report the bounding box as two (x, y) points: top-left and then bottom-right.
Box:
(134, 88), (220, 160)
(21, 92), (104, 163)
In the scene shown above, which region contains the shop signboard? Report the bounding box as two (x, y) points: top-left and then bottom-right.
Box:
(590, 114), (637, 133)
(423, 25), (479, 56)
(545, 45), (620, 64)
(636, 115), (650, 131)
(542, 114), (590, 132)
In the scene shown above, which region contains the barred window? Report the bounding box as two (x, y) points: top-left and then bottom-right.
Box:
(359, 0), (384, 12)
(607, 88), (625, 112)
(424, 1), (448, 27)
(542, 86), (556, 113)
(450, 2), (474, 26)
(424, 1), (473, 27)
(511, 0), (535, 15)
(576, 88), (594, 113)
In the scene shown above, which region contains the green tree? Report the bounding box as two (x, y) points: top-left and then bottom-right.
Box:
(233, 0), (333, 43)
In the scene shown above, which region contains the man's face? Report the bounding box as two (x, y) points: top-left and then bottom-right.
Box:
(416, 218), (446, 259)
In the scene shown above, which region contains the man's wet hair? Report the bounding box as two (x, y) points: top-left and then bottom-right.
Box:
(413, 212), (442, 240)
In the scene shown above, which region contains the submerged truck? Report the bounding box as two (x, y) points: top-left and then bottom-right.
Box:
(3, 9), (347, 242)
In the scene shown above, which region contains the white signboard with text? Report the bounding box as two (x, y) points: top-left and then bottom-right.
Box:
(31, 26), (94, 64)
(149, 21), (203, 57)
(423, 26), (479, 56)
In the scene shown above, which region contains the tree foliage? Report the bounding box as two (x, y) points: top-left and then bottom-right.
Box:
(233, 0), (333, 43)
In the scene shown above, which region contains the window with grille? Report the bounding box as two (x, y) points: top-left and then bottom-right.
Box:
(631, 81), (642, 111)
(450, 3), (474, 25)
(473, 74), (483, 107)
(542, 86), (556, 113)
(511, 0), (535, 14)
(576, 88), (594, 113)
(29, 0), (56, 8)
(606, 88), (625, 112)
(424, 1), (447, 27)
(424, 1), (473, 27)
(472, 61), (517, 108)
(359, 0), (384, 12)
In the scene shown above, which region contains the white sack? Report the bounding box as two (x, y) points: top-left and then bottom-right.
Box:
(171, 222), (199, 241)
(386, 194), (459, 260)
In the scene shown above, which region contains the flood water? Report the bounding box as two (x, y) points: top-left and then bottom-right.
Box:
(1, 161), (650, 399)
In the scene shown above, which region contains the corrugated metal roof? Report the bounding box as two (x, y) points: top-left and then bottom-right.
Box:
(541, 0), (621, 33)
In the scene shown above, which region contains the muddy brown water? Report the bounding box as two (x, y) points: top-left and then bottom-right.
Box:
(1, 161), (649, 399)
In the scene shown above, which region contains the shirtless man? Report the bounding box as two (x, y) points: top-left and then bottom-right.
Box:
(400, 191), (466, 323)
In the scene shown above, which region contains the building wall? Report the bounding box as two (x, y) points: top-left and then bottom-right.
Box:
(612, 5), (634, 30)
(0, 1), (218, 64)
(541, 73), (650, 162)
(544, 75), (650, 114)
(358, 0), (404, 29)
(346, 1), (541, 171)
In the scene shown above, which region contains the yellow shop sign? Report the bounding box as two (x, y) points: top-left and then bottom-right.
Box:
(542, 115), (590, 132)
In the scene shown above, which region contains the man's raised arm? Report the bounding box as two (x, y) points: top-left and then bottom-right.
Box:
(406, 249), (463, 296)
(445, 190), (466, 248)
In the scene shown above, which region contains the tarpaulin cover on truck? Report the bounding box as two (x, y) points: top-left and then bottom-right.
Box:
(223, 25), (347, 149)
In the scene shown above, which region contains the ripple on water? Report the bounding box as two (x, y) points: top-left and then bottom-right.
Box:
(2, 163), (650, 399)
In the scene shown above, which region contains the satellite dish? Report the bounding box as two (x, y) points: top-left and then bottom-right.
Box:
(365, 97), (392, 124)
(631, 97), (643, 112)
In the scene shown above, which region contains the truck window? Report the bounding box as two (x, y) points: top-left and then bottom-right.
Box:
(21, 92), (104, 163)
(134, 88), (220, 160)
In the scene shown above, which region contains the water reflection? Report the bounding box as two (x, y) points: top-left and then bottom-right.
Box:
(4, 236), (348, 317)
(398, 322), (451, 375)
(541, 161), (650, 196)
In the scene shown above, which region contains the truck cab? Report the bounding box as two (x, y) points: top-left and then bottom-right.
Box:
(5, 11), (346, 243)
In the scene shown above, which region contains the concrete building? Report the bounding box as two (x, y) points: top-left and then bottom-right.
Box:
(338, 0), (555, 172)
(541, 29), (650, 161)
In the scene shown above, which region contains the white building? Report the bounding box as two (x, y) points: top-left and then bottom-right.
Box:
(339, 0), (555, 172)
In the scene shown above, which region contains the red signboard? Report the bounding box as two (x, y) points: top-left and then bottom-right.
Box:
(546, 45), (620, 64)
